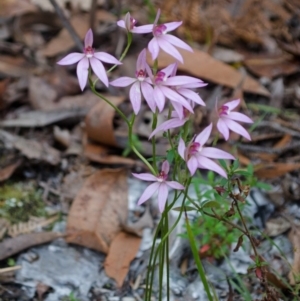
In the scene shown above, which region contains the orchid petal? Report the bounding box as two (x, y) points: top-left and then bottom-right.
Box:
(201, 147), (235, 160)
(180, 82), (207, 89)
(158, 184), (169, 212)
(154, 86), (166, 112)
(224, 118), (252, 140)
(228, 112), (253, 123)
(84, 29), (93, 47)
(117, 20), (126, 29)
(57, 53), (85, 65)
(163, 34), (193, 52)
(195, 123), (212, 145)
(157, 38), (183, 63)
(148, 38), (160, 61)
(161, 161), (170, 175)
(129, 81), (142, 114)
(160, 63), (178, 78)
(197, 156), (227, 178)
(132, 24), (153, 34)
(149, 118), (185, 139)
(90, 57), (108, 87)
(141, 82), (156, 112)
(225, 99), (240, 110)
(172, 101), (184, 119)
(136, 49), (147, 71)
(93, 52), (122, 65)
(178, 138), (186, 160)
(164, 21), (182, 32)
(137, 182), (160, 205)
(166, 181), (184, 190)
(154, 9), (161, 25)
(132, 173), (157, 181)
(110, 77), (136, 87)
(178, 88), (205, 106)
(76, 57), (89, 91)
(187, 156), (198, 176)
(164, 76), (202, 86)
(217, 118), (229, 140)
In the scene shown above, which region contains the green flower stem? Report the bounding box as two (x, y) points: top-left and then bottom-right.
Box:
(153, 59), (158, 75)
(107, 32), (132, 73)
(185, 210), (214, 301)
(151, 111), (158, 173)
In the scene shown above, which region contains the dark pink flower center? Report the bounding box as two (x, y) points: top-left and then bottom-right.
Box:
(153, 24), (167, 37)
(183, 107), (190, 119)
(158, 171), (167, 181)
(136, 69), (146, 80)
(218, 105), (229, 116)
(129, 17), (137, 30)
(84, 46), (95, 58)
(154, 71), (166, 84)
(188, 142), (200, 155)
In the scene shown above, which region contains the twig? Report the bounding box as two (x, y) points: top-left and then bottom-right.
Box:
(49, 0), (83, 51)
(89, 0), (97, 33)
(255, 120), (300, 138)
(0, 266), (22, 274)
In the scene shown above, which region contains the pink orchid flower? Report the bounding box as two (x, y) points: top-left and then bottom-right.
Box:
(148, 9), (193, 63)
(178, 123), (235, 178)
(57, 29), (121, 90)
(117, 12), (153, 34)
(109, 49), (155, 114)
(217, 99), (253, 141)
(132, 161), (184, 212)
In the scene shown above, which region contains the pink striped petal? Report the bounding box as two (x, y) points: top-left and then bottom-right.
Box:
(84, 29), (93, 47)
(132, 24), (153, 34)
(180, 82), (207, 89)
(157, 38), (183, 63)
(195, 123), (212, 145)
(129, 81), (142, 114)
(90, 57), (108, 87)
(57, 53), (85, 65)
(149, 118), (185, 139)
(172, 101), (184, 119)
(166, 181), (184, 190)
(201, 147), (235, 160)
(178, 88), (205, 106)
(228, 112), (253, 123)
(163, 34), (192, 52)
(197, 156), (227, 178)
(187, 156), (198, 176)
(148, 38), (160, 61)
(141, 82), (156, 112)
(132, 173), (157, 181)
(164, 21), (182, 32)
(93, 52), (121, 65)
(161, 161), (170, 174)
(224, 118), (251, 141)
(225, 99), (240, 110)
(217, 118), (229, 140)
(136, 49), (147, 71)
(137, 182), (160, 205)
(178, 138), (186, 160)
(110, 77), (136, 87)
(154, 86), (166, 112)
(164, 76), (202, 86)
(158, 184), (169, 212)
(76, 57), (89, 91)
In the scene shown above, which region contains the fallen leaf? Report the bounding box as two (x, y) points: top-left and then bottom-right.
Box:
(0, 130), (60, 165)
(0, 55), (32, 77)
(151, 49), (270, 97)
(104, 231), (141, 287)
(288, 226), (300, 285)
(0, 160), (21, 182)
(53, 126), (71, 148)
(0, 232), (63, 261)
(66, 168), (128, 253)
(254, 162), (300, 179)
(0, 0), (37, 17)
(85, 96), (126, 147)
(265, 217), (291, 237)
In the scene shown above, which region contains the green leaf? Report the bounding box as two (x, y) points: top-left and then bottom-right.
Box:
(201, 200), (220, 208)
(219, 159), (227, 170)
(235, 170), (251, 176)
(166, 149), (175, 164)
(256, 181), (272, 191)
(232, 159), (240, 171)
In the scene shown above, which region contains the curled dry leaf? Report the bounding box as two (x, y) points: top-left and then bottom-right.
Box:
(254, 162), (300, 179)
(66, 168), (128, 253)
(0, 160), (22, 182)
(104, 231), (141, 287)
(152, 49), (270, 97)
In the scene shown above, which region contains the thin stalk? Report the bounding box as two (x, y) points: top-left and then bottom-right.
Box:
(185, 210), (214, 301)
(165, 209), (170, 301)
(151, 111), (158, 173)
(107, 32), (132, 73)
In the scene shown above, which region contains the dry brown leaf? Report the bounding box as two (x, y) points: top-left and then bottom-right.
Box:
(0, 130), (60, 165)
(85, 96), (126, 147)
(53, 126), (71, 148)
(152, 49), (270, 97)
(0, 160), (21, 182)
(0, 232), (63, 261)
(254, 162), (300, 179)
(0, 55), (32, 78)
(0, 0), (37, 17)
(84, 141), (137, 166)
(104, 231), (141, 287)
(288, 226), (300, 285)
(66, 168), (128, 253)
(265, 217), (291, 237)
(8, 215), (59, 238)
